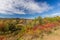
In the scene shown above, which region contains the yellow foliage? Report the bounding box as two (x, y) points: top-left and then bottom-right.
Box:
(27, 30), (34, 35)
(34, 29), (41, 34)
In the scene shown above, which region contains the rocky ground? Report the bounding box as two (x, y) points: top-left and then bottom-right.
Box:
(0, 26), (60, 40)
(19, 26), (60, 40)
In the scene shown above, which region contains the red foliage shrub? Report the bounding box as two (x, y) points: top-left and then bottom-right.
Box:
(33, 23), (58, 31)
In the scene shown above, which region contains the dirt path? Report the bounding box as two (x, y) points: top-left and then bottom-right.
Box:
(42, 29), (60, 40)
(19, 27), (60, 40)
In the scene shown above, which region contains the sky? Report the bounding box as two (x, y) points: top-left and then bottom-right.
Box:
(0, 0), (60, 19)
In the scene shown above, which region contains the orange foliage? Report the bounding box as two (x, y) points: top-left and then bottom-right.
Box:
(0, 37), (4, 40)
(0, 22), (5, 28)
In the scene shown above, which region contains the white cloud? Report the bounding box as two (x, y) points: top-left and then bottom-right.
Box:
(51, 13), (60, 16)
(45, 13), (60, 17)
(0, 0), (53, 14)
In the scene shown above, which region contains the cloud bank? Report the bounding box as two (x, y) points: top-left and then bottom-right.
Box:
(0, 0), (52, 15)
(45, 13), (60, 17)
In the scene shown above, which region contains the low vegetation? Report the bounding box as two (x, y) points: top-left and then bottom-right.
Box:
(0, 16), (60, 40)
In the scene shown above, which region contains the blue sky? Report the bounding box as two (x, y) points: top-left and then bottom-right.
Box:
(0, 0), (60, 19)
